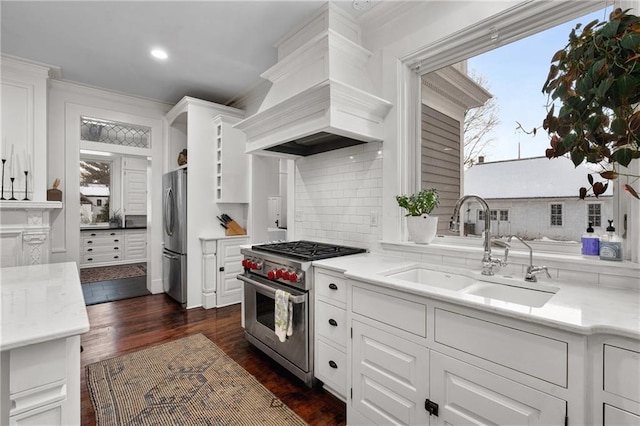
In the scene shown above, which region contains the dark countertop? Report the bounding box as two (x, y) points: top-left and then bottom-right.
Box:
(80, 225), (147, 231)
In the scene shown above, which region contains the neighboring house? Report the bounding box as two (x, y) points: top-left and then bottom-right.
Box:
(80, 184), (110, 222)
(464, 156), (613, 242)
(421, 62), (492, 234)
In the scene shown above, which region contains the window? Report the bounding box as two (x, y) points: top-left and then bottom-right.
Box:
(418, 5), (614, 246)
(80, 159), (112, 225)
(587, 203), (601, 227)
(550, 204), (563, 227)
(81, 116), (150, 149)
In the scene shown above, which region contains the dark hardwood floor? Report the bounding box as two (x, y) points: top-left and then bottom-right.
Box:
(81, 294), (346, 425)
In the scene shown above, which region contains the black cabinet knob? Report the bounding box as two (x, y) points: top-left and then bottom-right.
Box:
(329, 360), (338, 369)
(114, 239), (119, 242)
(87, 241), (93, 244)
(90, 233), (96, 236)
(87, 248), (93, 252)
(328, 283), (338, 290)
(328, 318), (338, 327)
(110, 232), (116, 236)
(114, 247), (119, 250)
(87, 258), (93, 261)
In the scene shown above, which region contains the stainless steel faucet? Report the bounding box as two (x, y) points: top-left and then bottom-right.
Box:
(450, 195), (504, 275)
(503, 235), (552, 282)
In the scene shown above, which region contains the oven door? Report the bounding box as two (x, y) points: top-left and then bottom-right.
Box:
(239, 273), (309, 372)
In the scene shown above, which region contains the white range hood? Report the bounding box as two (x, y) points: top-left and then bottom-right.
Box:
(234, 4), (392, 158)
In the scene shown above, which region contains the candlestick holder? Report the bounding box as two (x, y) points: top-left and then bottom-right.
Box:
(23, 171), (29, 200)
(9, 177), (16, 200)
(1, 159), (5, 200)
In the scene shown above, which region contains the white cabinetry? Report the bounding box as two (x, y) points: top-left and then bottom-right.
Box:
(200, 236), (248, 309)
(80, 229), (122, 266)
(80, 228), (146, 267)
(213, 115), (249, 203)
(122, 157), (147, 216)
(314, 269), (349, 399)
(124, 229), (147, 261)
(2, 336), (81, 426)
(345, 280), (576, 425)
(591, 336), (640, 425)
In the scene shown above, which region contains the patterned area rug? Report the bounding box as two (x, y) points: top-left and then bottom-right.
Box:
(80, 263), (146, 284)
(86, 334), (307, 426)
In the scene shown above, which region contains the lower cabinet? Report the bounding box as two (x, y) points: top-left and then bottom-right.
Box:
(2, 336), (81, 425)
(200, 236), (248, 309)
(346, 280), (574, 426)
(430, 351), (566, 425)
(351, 320), (429, 425)
(80, 228), (147, 267)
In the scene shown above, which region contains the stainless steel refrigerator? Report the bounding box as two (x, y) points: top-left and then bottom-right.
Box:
(162, 168), (187, 306)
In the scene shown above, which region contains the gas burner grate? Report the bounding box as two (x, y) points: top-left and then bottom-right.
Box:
(252, 240), (366, 261)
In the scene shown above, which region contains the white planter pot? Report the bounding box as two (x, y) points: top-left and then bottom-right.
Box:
(406, 214), (438, 244)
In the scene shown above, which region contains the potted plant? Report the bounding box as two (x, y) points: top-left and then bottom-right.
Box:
(541, 8), (640, 199)
(109, 209), (122, 228)
(396, 189), (440, 244)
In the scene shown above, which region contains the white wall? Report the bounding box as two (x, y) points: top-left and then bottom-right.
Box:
(48, 80), (169, 294)
(293, 141), (383, 249)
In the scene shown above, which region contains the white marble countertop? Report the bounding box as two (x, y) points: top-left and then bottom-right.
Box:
(313, 253), (640, 340)
(1, 262), (90, 351)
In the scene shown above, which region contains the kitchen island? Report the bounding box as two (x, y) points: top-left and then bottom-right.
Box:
(0, 262), (90, 425)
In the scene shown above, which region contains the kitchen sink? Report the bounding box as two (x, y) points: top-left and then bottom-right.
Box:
(385, 266), (477, 291)
(462, 281), (558, 308)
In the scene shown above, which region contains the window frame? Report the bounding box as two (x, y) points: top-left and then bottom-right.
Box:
(396, 0), (639, 258)
(80, 155), (115, 225)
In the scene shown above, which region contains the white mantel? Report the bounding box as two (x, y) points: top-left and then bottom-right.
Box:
(0, 201), (62, 267)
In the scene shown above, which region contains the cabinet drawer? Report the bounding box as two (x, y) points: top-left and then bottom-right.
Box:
(81, 230), (122, 239)
(82, 236), (122, 247)
(316, 340), (347, 397)
(604, 404), (640, 425)
(434, 308), (567, 387)
(316, 301), (347, 348)
(82, 253), (122, 264)
(604, 345), (640, 403)
(352, 286), (427, 337)
(82, 245), (122, 254)
(316, 271), (347, 306)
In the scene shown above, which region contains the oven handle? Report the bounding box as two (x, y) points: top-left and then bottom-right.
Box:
(237, 275), (307, 304)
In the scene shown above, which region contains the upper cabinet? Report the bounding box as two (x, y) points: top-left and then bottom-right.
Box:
(214, 115), (249, 203)
(122, 157), (147, 216)
(1, 57), (57, 201)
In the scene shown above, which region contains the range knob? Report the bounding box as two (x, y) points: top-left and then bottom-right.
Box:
(276, 269), (284, 279)
(267, 270), (276, 280)
(241, 259), (248, 268)
(282, 270), (291, 280)
(289, 272), (300, 283)
(253, 261), (263, 270)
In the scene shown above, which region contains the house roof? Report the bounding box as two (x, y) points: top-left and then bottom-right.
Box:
(80, 185), (110, 197)
(464, 156), (614, 199)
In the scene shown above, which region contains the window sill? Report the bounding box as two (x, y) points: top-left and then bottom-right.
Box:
(379, 239), (640, 291)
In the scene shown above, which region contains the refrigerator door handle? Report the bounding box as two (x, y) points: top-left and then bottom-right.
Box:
(163, 252), (179, 261)
(164, 188), (175, 236)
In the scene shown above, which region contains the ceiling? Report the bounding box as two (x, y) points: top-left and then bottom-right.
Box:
(0, 1), (369, 106)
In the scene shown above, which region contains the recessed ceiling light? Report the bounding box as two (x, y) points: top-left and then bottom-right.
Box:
(352, 0), (373, 11)
(150, 48), (168, 60)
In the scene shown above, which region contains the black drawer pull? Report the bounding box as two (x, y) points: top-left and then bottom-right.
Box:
(328, 283), (338, 290)
(114, 239), (119, 242)
(114, 256), (119, 259)
(328, 318), (338, 327)
(328, 360), (338, 369)
(110, 232), (116, 236)
(90, 233), (96, 236)
(87, 240), (93, 244)
(87, 248), (93, 252)
(87, 258), (93, 261)
(114, 247), (119, 250)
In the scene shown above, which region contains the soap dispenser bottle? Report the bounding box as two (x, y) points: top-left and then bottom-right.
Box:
(599, 220), (623, 261)
(581, 222), (599, 256)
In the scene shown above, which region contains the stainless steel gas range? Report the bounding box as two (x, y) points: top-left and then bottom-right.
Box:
(237, 241), (366, 386)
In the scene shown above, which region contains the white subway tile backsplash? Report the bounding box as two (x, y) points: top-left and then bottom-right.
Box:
(295, 142), (383, 249)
